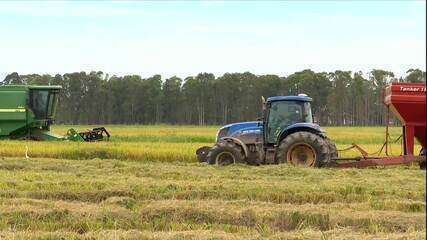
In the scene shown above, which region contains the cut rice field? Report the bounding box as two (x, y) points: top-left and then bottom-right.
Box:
(0, 125), (425, 239)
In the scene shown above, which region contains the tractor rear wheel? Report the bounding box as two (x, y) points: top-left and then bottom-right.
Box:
(324, 137), (338, 167)
(207, 140), (245, 165)
(276, 131), (329, 168)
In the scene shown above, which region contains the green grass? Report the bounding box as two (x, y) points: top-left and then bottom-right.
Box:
(0, 125), (425, 239)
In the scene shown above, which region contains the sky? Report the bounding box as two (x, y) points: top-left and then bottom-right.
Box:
(0, 1), (425, 81)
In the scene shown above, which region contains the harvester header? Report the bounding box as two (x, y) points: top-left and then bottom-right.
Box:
(0, 85), (109, 141)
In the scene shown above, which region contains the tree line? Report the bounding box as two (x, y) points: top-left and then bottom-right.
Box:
(1, 69), (425, 126)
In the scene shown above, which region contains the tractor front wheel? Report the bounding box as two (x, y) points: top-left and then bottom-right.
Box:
(276, 131), (329, 168)
(196, 146), (211, 162)
(207, 140), (245, 165)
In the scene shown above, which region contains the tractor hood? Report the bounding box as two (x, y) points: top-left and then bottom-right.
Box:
(216, 121), (263, 141)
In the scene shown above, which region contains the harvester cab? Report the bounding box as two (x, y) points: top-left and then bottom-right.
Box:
(0, 85), (109, 141)
(196, 94), (336, 167)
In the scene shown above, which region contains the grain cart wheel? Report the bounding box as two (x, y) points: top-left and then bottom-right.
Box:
(276, 131), (329, 168)
(207, 140), (245, 165)
(420, 148), (426, 170)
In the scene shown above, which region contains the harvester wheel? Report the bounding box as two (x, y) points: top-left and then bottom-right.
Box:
(420, 148), (426, 170)
(207, 140), (245, 165)
(276, 131), (329, 168)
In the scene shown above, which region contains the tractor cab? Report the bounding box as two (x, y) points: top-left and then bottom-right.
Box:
(263, 95), (314, 144)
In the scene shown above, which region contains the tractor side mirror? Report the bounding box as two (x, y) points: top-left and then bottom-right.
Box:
(261, 96), (266, 110)
(259, 96), (266, 126)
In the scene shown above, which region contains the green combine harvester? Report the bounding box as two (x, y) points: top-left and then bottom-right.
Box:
(0, 85), (109, 141)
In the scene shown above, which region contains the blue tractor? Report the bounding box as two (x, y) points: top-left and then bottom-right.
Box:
(196, 94), (337, 167)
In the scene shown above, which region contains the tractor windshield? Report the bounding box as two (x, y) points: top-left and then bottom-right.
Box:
(29, 89), (60, 120)
(266, 101), (313, 143)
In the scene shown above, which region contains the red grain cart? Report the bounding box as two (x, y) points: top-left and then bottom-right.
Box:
(336, 82), (426, 168)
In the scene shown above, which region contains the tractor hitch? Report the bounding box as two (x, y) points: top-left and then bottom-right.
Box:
(333, 155), (426, 168)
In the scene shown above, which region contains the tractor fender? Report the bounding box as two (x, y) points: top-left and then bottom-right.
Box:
(277, 123), (324, 144)
(219, 136), (249, 158)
